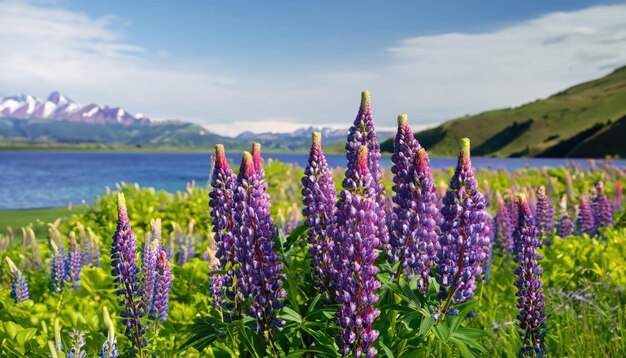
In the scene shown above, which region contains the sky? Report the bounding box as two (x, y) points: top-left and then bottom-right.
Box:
(1, 0), (626, 136)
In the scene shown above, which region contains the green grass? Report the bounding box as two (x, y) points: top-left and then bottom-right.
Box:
(0, 206), (89, 232)
(381, 65), (626, 157)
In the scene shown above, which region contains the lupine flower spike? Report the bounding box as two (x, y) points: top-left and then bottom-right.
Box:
(208, 144), (237, 310)
(77, 222), (91, 267)
(21, 226), (42, 270)
(151, 251), (172, 321)
(535, 186), (554, 246)
(576, 195), (595, 237)
(66, 232), (82, 290)
(591, 181), (613, 233)
(110, 193), (146, 353)
(494, 192), (513, 254)
(301, 132), (337, 296)
(68, 329), (86, 358)
(48, 225), (66, 293)
(345, 91), (389, 248)
(333, 146), (382, 357)
(556, 195), (574, 238)
(613, 181), (623, 212)
(233, 152), (286, 337)
(513, 196), (547, 357)
(142, 219), (161, 317)
(436, 138), (490, 317)
(99, 306), (120, 358)
(5, 257), (29, 303)
(88, 227), (102, 267)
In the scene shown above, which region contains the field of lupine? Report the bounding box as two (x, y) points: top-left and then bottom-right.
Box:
(1, 92), (626, 357)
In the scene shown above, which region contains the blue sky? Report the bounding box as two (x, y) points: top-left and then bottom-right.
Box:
(1, 0), (626, 135)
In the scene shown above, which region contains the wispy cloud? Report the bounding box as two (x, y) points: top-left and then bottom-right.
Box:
(1, 1), (625, 136)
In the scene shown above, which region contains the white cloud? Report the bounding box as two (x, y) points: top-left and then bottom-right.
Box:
(1, 1), (625, 136)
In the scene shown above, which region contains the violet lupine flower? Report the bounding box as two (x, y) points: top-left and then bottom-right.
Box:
(251, 142), (266, 183)
(333, 146), (381, 357)
(100, 307), (120, 358)
(591, 181), (613, 232)
(505, 194), (520, 238)
(141, 220), (161, 317)
(436, 138), (490, 312)
(110, 193), (146, 352)
(613, 181), (623, 212)
(344, 91), (388, 249)
(5, 257), (29, 303)
(77, 222), (91, 267)
(233, 152), (286, 336)
(483, 214), (496, 284)
(68, 329), (86, 358)
(65, 232), (82, 290)
(151, 251), (172, 321)
(513, 198), (546, 357)
(535, 186), (554, 246)
(576, 196), (595, 237)
(494, 193), (514, 254)
(48, 226), (66, 293)
(301, 132), (337, 295)
(208, 144), (237, 309)
(556, 195), (574, 238)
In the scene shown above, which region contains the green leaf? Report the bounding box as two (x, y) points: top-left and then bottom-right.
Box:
(279, 306), (303, 324)
(379, 341), (395, 358)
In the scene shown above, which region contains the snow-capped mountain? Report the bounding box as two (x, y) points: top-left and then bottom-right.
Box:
(0, 92), (149, 125)
(236, 125), (347, 142)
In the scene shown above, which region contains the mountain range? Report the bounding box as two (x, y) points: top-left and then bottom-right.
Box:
(381, 65), (626, 158)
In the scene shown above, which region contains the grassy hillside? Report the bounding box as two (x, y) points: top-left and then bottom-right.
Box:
(381, 66), (626, 158)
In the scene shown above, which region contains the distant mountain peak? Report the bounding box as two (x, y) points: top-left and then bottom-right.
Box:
(0, 92), (149, 125)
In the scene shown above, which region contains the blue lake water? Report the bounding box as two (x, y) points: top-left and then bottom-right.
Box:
(0, 150), (624, 209)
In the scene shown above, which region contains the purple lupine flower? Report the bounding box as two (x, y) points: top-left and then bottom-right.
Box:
(436, 138), (490, 313)
(591, 181), (613, 231)
(483, 214), (496, 284)
(333, 146), (382, 357)
(535, 186), (554, 246)
(556, 195), (574, 238)
(494, 193), (514, 254)
(576, 195), (595, 237)
(141, 220), (160, 317)
(208, 144), (237, 309)
(186, 220), (196, 260)
(48, 226), (66, 293)
(65, 231), (82, 290)
(301, 132), (337, 295)
(68, 329), (86, 358)
(5, 257), (29, 303)
(344, 91), (388, 248)
(77, 222), (91, 267)
(151, 251), (172, 321)
(513, 198), (547, 357)
(100, 306), (120, 358)
(233, 152), (286, 336)
(110, 193), (146, 352)
(482, 180), (491, 208)
(613, 181), (623, 212)
(505, 194), (520, 238)
(251, 142), (266, 183)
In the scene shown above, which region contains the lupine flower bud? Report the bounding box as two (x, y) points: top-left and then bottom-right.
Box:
(436, 138), (490, 309)
(333, 146), (381, 357)
(613, 181), (623, 212)
(344, 91), (388, 248)
(99, 306), (119, 358)
(151, 251), (172, 321)
(251, 142), (266, 182)
(591, 181), (613, 232)
(556, 195), (574, 238)
(535, 186), (554, 246)
(88, 227), (101, 267)
(234, 152), (286, 336)
(48, 225), (66, 293)
(494, 193), (514, 254)
(65, 232), (82, 290)
(576, 195), (595, 237)
(208, 144), (237, 309)
(301, 132), (337, 295)
(5, 257), (29, 303)
(21, 226), (41, 270)
(513, 198), (546, 356)
(186, 219), (196, 260)
(110, 193), (146, 352)
(77, 222), (91, 267)
(68, 329), (86, 358)
(142, 219), (161, 317)
(389, 118), (439, 292)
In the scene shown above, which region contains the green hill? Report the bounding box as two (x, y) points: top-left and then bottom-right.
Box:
(381, 65), (626, 158)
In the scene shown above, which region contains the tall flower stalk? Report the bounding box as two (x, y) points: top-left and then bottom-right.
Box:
(333, 146), (382, 357)
(5, 257), (29, 303)
(576, 195), (595, 237)
(65, 232), (82, 290)
(110, 193), (146, 355)
(494, 193), (513, 254)
(591, 181), (613, 233)
(345, 91), (388, 249)
(49, 225), (66, 293)
(151, 251), (172, 322)
(513, 197), (546, 356)
(99, 306), (119, 358)
(77, 222), (91, 267)
(535, 186), (554, 246)
(301, 132), (337, 295)
(142, 219), (161, 318)
(436, 138), (490, 317)
(556, 195), (574, 238)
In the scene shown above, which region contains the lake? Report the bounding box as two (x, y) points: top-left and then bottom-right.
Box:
(0, 150), (623, 210)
